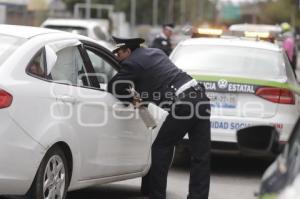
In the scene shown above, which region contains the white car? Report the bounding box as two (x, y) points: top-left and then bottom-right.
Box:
(170, 37), (300, 153)
(41, 18), (110, 41)
(0, 25), (167, 199)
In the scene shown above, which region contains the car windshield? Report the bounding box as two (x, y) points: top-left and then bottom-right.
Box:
(44, 25), (88, 36)
(0, 34), (26, 66)
(171, 45), (285, 79)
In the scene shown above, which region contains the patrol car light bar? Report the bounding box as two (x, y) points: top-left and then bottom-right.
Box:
(244, 31), (270, 39)
(198, 28), (223, 36)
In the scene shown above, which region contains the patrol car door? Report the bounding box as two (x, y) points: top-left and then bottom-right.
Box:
(79, 42), (167, 177)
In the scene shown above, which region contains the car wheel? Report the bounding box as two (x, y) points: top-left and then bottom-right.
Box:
(27, 146), (69, 199)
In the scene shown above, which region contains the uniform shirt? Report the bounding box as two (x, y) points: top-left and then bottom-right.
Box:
(107, 47), (191, 105)
(150, 33), (172, 56)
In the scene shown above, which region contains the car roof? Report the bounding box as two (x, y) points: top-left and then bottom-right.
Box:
(179, 37), (281, 52)
(41, 18), (102, 28)
(0, 24), (64, 39)
(229, 24), (282, 33)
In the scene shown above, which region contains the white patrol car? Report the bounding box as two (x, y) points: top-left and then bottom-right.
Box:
(170, 37), (300, 153)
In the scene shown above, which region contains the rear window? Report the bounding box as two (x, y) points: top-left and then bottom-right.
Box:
(45, 25), (88, 36)
(171, 45), (285, 79)
(0, 34), (25, 65)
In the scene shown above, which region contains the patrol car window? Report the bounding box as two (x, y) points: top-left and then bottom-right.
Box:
(27, 49), (46, 78)
(48, 46), (88, 86)
(85, 48), (116, 86)
(172, 45), (285, 79)
(0, 34), (26, 66)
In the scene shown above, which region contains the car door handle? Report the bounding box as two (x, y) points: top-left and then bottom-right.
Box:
(57, 95), (77, 104)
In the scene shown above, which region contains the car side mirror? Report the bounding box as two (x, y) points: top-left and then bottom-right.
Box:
(237, 126), (283, 157)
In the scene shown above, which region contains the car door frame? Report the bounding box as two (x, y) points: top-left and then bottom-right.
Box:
(76, 40), (154, 178)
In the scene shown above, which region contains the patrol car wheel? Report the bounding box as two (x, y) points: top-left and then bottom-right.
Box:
(27, 146), (69, 199)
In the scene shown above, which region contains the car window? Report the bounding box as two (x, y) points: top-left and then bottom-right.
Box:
(171, 45), (285, 79)
(0, 34), (26, 66)
(93, 26), (107, 40)
(27, 49), (46, 78)
(48, 46), (88, 86)
(85, 48), (116, 86)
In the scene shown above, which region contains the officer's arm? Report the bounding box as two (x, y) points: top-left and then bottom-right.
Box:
(107, 62), (139, 102)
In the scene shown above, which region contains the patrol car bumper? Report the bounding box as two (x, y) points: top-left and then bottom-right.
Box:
(180, 114), (297, 154)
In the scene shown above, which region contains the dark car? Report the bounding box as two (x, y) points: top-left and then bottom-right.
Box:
(237, 120), (300, 199)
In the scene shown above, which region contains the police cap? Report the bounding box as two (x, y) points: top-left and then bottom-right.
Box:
(112, 36), (145, 53)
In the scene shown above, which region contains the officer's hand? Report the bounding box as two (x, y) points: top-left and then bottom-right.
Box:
(132, 96), (142, 108)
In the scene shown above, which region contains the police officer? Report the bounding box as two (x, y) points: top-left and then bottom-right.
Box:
(151, 23), (174, 56)
(108, 36), (211, 199)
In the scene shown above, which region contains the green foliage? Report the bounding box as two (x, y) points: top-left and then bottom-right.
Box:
(259, 0), (300, 26)
(62, 0), (216, 25)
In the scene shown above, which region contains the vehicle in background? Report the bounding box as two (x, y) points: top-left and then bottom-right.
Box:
(170, 37), (300, 155)
(191, 27), (225, 38)
(237, 120), (300, 199)
(228, 24), (282, 43)
(41, 18), (111, 42)
(0, 25), (167, 199)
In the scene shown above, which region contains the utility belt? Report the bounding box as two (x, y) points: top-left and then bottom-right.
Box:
(160, 79), (205, 110)
(171, 79), (205, 98)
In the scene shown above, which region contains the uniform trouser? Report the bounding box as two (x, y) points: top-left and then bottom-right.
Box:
(143, 88), (211, 199)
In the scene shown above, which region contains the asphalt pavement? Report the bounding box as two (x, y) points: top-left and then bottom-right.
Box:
(65, 155), (271, 199)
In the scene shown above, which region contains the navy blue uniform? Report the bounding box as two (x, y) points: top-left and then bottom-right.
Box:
(151, 36), (173, 56)
(108, 47), (211, 199)
(108, 48), (190, 104)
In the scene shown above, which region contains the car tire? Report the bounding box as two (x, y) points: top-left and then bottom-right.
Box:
(27, 146), (69, 199)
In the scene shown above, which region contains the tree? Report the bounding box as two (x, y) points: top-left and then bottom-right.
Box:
(258, 0), (300, 26)
(62, 0), (217, 25)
